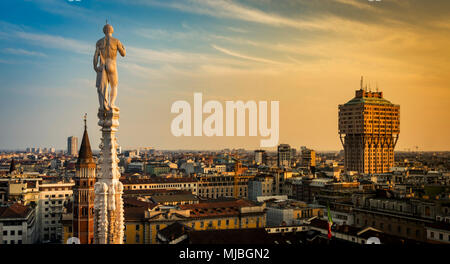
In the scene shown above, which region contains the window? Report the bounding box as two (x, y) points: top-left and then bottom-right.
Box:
(10, 230), (15, 236)
(18, 231), (22, 236)
(136, 224), (140, 231)
(2, 231), (6, 236)
(430, 232), (434, 238)
(439, 233), (443, 240)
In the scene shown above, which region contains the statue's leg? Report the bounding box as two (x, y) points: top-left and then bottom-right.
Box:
(97, 69), (110, 111)
(110, 85), (118, 110)
(103, 82), (110, 111)
(108, 70), (119, 111)
(97, 86), (104, 110)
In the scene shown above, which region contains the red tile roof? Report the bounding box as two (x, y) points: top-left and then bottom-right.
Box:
(179, 199), (257, 218)
(0, 202), (33, 219)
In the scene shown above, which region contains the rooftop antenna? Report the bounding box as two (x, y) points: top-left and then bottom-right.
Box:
(360, 76), (363, 90)
(369, 83), (371, 92)
(376, 81), (379, 92)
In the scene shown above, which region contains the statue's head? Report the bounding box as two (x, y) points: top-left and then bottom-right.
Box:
(103, 24), (114, 35)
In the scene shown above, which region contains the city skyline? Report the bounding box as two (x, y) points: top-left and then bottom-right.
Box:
(1, 0), (450, 151)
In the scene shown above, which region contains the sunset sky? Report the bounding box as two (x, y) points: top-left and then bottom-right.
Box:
(0, 0), (449, 151)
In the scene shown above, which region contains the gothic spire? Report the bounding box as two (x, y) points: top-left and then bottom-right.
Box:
(77, 114), (94, 165)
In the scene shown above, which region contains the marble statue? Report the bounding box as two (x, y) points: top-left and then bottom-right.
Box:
(93, 23), (126, 111)
(93, 23), (125, 244)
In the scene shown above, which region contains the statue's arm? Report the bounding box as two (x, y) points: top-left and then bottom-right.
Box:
(93, 45), (100, 72)
(118, 40), (126, 57)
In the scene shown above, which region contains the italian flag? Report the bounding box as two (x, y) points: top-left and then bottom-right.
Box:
(327, 203), (333, 239)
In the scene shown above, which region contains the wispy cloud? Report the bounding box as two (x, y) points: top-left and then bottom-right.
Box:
(14, 31), (91, 54)
(3, 48), (47, 57)
(334, 0), (376, 11)
(226, 26), (248, 33)
(211, 44), (284, 65)
(135, 28), (193, 40)
(127, 0), (331, 30)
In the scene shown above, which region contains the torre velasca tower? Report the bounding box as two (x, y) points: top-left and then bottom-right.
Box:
(339, 77), (400, 174)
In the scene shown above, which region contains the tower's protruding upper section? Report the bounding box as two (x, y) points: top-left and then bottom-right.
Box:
(9, 158), (16, 174)
(77, 114), (94, 165)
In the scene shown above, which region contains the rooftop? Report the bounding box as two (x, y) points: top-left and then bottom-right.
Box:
(0, 202), (33, 219)
(121, 177), (197, 185)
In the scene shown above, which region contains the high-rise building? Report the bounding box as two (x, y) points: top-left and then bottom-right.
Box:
(67, 136), (78, 156)
(254, 150), (267, 165)
(338, 77), (400, 174)
(73, 117), (96, 244)
(301, 148), (316, 168)
(277, 144), (291, 168)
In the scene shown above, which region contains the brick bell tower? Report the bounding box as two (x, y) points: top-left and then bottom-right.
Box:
(73, 114), (96, 244)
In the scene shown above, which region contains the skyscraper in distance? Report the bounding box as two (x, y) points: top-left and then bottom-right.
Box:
(301, 148), (316, 168)
(277, 144), (291, 168)
(67, 136), (78, 156)
(254, 149), (267, 165)
(338, 77), (400, 174)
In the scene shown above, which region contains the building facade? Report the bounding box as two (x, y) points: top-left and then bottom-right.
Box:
(124, 198), (266, 244)
(122, 177), (198, 195)
(254, 150), (267, 165)
(248, 175), (274, 201)
(277, 144), (291, 168)
(38, 179), (74, 243)
(67, 136), (78, 157)
(196, 173), (255, 199)
(301, 148), (316, 169)
(339, 77), (400, 174)
(0, 202), (38, 244)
